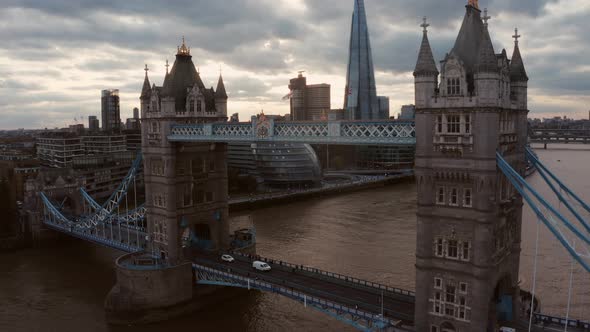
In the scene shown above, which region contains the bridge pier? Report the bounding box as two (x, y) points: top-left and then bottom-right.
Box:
(105, 252), (194, 324)
(105, 252), (244, 325)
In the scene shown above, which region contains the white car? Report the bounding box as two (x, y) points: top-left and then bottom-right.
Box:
(252, 261), (271, 271)
(499, 327), (516, 332)
(221, 254), (235, 263)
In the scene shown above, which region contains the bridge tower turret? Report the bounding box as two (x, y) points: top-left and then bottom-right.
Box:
(141, 39), (230, 264)
(510, 28), (529, 111)
(413, 3), (529, 331)
(413, 17), (439, 109)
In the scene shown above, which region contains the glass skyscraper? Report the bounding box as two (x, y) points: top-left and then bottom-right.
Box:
(344, 0), (383, 120)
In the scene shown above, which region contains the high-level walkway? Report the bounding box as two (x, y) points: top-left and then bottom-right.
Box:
(168, 120), (416, 146)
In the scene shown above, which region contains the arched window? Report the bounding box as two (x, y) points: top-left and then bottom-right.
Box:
(189, 99), (195, 113)
(197, 100), (202, 113)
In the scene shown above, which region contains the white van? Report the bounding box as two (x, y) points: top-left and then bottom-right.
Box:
(252, 261), (271, 272)
(499, 327), (516, 332)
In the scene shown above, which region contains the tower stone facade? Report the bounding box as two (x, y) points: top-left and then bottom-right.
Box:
(140, 40), (230, 264)
(413, 3), (529, 331)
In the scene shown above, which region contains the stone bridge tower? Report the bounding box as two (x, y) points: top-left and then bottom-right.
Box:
(141, 39), (230, 264)
(413, 3), (529, 331)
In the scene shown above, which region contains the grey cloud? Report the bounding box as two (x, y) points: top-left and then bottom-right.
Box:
(0, 0), (589, 129)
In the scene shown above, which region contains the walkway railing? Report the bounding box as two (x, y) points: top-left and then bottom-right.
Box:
(169, 120), (416, 146)
(194, 263), (411, 331)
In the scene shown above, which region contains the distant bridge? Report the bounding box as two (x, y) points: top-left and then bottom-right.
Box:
(530, 129), (590, 147)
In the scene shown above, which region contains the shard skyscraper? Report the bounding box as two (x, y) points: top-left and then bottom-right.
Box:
(344, 0), (386, 120)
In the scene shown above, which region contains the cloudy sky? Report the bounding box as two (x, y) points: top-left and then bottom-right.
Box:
(0, 0), (589, 129)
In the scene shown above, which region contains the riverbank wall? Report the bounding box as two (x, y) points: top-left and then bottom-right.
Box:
(229, 172), (414, 212)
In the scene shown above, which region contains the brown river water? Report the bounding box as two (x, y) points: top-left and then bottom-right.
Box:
(1, 145), (589, 332)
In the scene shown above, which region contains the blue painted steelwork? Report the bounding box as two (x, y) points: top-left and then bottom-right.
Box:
(526, 147), (590, 232)
(497, 153), (590, 272)
(78, 152), (143, 228)
(498, 154), (590, 246)
(168, 120), (416, 146)
(80, 188), (103, 211)
(193, 263), (405, 332)
(40, 192), (146, 252)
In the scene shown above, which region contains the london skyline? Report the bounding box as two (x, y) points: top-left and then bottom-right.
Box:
(0, 0), (589, 130)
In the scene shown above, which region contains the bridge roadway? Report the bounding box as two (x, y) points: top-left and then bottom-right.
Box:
(187, 249), (416, 325)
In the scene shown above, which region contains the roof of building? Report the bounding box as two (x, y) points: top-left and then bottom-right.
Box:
(510, 42), (528, 82)
(414, 29), (439, 77)
(140, 70), (151, 100)
(450, 5), (485, 74)
(161, 52), (216, 112)
(475, 24), (498, 73)
(215, 75), (228, 99)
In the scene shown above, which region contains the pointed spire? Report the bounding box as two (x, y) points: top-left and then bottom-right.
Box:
(215, 74), (228, 99)
(451, 4), (485, 74)
(344, 0), (380, 120)
(414, 17), (439, 77)
(510, 28), (528, 82)
(475, 9), (498, 73)
(140, 64), (151, 100)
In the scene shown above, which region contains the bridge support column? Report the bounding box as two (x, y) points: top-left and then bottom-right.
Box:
(105, 252), (246, 325)
(105, 252), (193, 324)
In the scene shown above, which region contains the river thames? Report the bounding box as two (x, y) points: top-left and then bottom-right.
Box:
(1, 145), (589, 331)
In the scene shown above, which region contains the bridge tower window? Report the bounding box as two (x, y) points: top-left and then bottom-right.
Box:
(463, 188), (472, 207)
(189, 99), (195, 113)
(445, 284), (456, 315)
(459, 282), (468, 294)
(447, 78), (461, 96)
(450, 188), (459, 206)
(434, 277), (443, 289)
(197, 100), (202, 113)
(435, 238), (444, 257)
(464, 115), (471, 134)
(447, 115), (461, 133)
(447, 240), (458, 259)
(461, 242), (470, 261)
(437, 187), (445, 205)
(431, 326), (439, 332)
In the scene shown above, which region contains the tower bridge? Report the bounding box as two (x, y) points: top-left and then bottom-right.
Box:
(31, 1), (590, 331)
